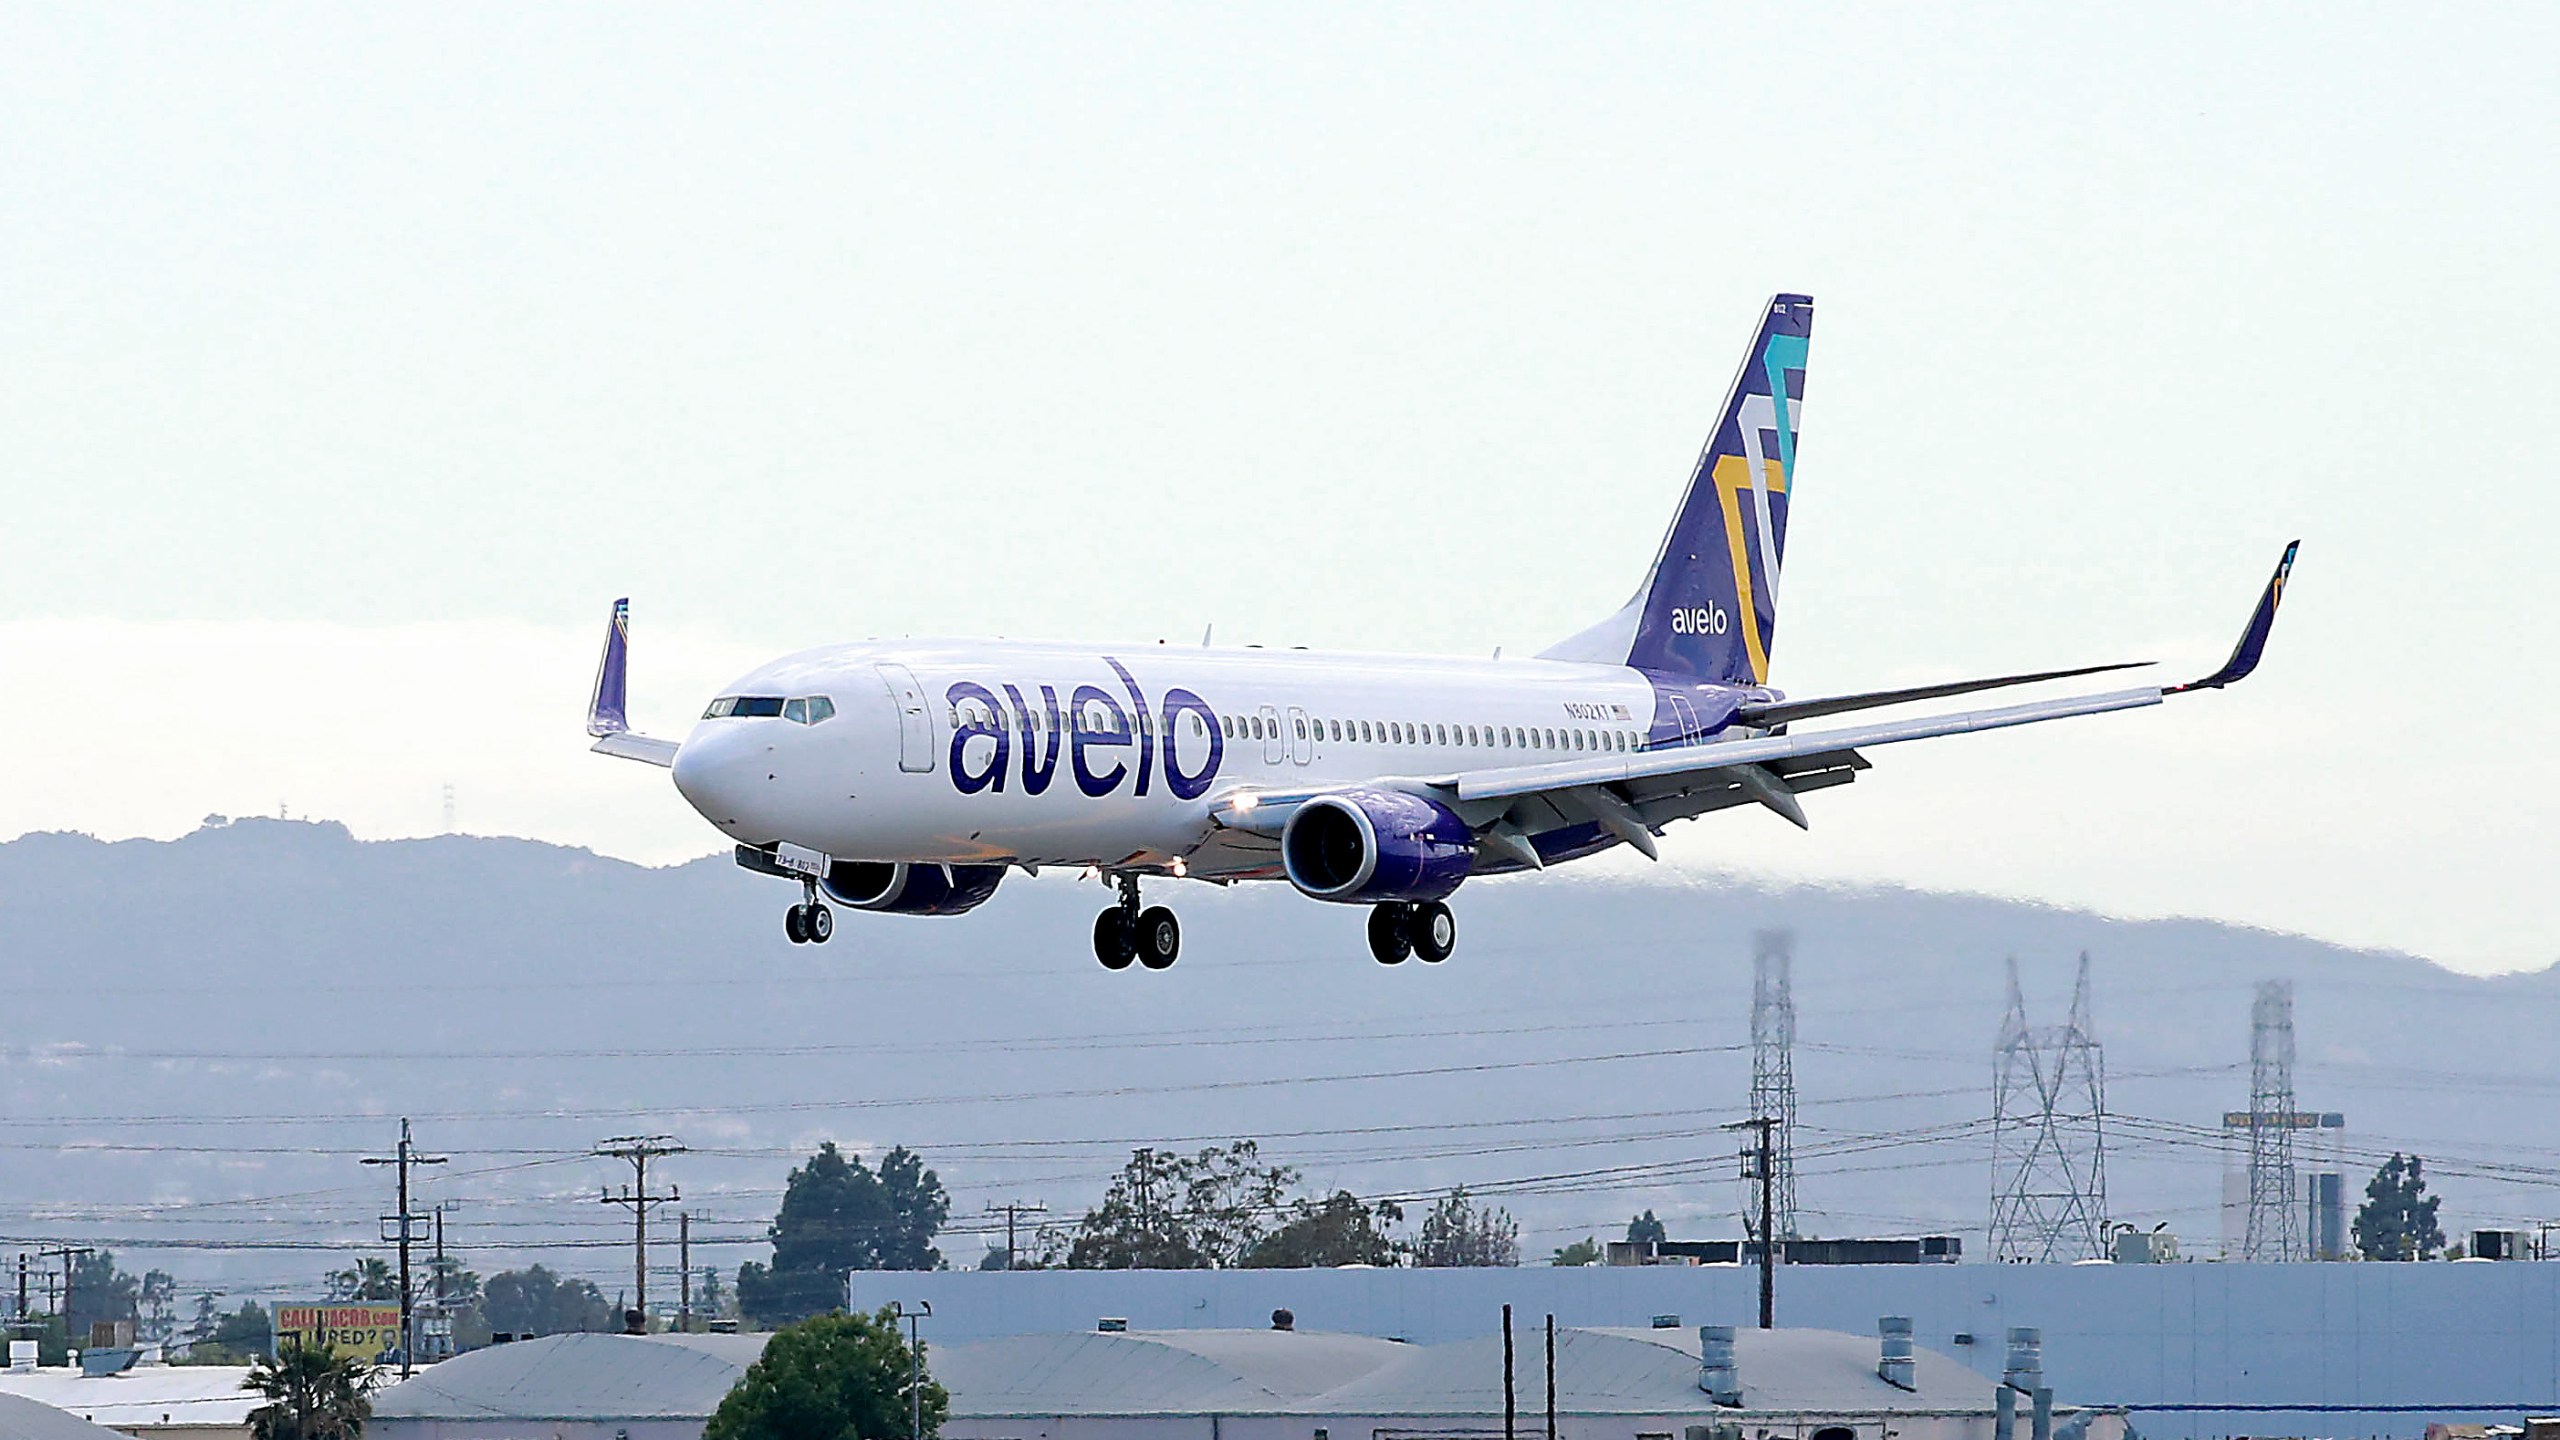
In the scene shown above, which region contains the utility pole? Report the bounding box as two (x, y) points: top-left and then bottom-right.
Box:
(595, 1136), (685, 1331)
(38, 1247), (95, 1339)
(13, 1254), (26, 1333)
(1502, 1303), (1516, 1440)
(886, 1301), (931, 1440)
(1543, 1312), (1557, 1440)
(677, 1214), (692, 1334)
(984, 1201), (1049, 1270)
(363, 1119), (446, 1378)
(1727, 1117), (1778, 1328)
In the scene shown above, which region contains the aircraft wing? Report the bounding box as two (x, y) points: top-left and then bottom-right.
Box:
(1213, 541), (2296, 862)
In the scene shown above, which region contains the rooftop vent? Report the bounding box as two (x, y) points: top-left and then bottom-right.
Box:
(1097, 1317), (1129, 1333)
(1877, 1316), (1915, 1390)
(7, 1340), (36, 1372)
(1271, 1309), (1295, 1332)
(1651, 1314), (1681, 1329)
(2004, 1327), (2043, 1391)
(1696, 1325), (1741, 1407)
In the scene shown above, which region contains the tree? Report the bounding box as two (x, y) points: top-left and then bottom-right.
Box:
(1414, 1187), (1520, 1267)
(740, 1144), (952, 1328)
(185, 1302), (274, 1364)
(140, 1271), (180, 1347)
(1242, 1192), (1405, 1268)
(1550, 1238), (1603, 1267)
(482, 1266), (613, 1336)
(705, 1310), (945, 1440)
(2354, 1152), (2447, 1261)
(242, 1341), (376, 1440)
(66, 1250), (141, 1343)
(1626, 1210), (1668, 1245)
(326, 1260), (397, 1303)
(1065, 1143), (1298, 1269)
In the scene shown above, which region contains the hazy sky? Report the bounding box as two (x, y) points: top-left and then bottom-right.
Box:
(4, 5), (2554, 971)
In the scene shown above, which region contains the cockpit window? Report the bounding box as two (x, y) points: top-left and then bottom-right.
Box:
(705, 695), (788, 719)
(805, 696), (835, 723)
(783, 698), (809, 724)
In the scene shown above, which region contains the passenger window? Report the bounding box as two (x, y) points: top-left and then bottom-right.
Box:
(1435, 724), (1448, 745)
(1359, 721), (1372, 742)
(1295, 718), (1307, 740)
(1330, 720), (1343, 741)
(1467, 726), (1479, 746)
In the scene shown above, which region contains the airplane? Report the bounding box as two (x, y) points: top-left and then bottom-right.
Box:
(587, 293), (2297, 969)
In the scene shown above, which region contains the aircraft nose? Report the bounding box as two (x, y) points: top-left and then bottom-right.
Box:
(671, 725), (764, 831)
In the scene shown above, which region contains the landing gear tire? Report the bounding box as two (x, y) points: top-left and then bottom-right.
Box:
(806, 903), (834, 944)
(1093, 909), (1137, 970)
(1407, 901), (1455, 963)
(1368, 904), (1413, 965)
(785, 904), (809, 945)
(1136, 907), (1181, 970)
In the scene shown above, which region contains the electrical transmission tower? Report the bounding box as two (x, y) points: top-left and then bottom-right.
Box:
(2242, 980), (2303, 1261)
(1987, 954), (2109, 1262)
(1748, 930), (1799, 1241)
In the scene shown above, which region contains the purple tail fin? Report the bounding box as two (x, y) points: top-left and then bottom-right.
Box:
(1542, 294), (1812, 685)
(587, 598), (632, 737)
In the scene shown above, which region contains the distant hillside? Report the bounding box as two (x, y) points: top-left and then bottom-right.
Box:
(2, 818), (2551, 1302)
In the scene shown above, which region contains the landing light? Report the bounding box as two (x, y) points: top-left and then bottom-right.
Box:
(1233, 793), (1259, 814)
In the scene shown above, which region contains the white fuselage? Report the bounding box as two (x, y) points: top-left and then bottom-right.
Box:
(671, 639), (1733, 881)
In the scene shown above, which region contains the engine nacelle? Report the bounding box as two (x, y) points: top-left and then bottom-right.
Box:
(1280, 788), (1474, 904)
(821, 861), (1005, 916)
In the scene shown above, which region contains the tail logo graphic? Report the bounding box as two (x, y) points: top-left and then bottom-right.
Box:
(1620, 294), (1814, 686)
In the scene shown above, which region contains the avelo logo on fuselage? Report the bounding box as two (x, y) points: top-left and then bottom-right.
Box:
(944, 656), (1223, 802)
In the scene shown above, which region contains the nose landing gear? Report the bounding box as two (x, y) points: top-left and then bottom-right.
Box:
(1094, 872), (1181, 970)
(786, 879), (834, 945)
(1368, 901), (1455, 965)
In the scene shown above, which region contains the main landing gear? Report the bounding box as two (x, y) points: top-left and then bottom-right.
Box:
(1094, 872), (1180, 971)
(785, 879), (834, 945)
(1368, 901), (1455, 965)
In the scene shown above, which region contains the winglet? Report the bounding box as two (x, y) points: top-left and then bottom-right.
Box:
(587, 598), (633, 736)
(2169, 541), (2299, 694)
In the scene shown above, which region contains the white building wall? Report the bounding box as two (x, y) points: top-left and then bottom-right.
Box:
(860, 1264), (2560, 1440)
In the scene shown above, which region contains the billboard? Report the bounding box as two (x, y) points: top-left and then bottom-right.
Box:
(273, 1304), (402, 1363)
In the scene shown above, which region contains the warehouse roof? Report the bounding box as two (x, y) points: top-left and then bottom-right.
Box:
(371, 1334), (768, 1422)
(0, 1365), (260, 1431)
(0, 1391), (132, 1440)
(931, 1329), (1409, 1416)
(373, 1324), (2015, 1425)
(1316, 1325), (2000, 1417)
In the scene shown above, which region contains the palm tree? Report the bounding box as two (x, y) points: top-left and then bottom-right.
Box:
(327, 1260), (398, 1302)
(242, 1341), (376, 1440)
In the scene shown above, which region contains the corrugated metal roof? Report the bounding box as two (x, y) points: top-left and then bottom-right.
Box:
(932, 1330), (1409, 1416)
(374, 1325), (2008, 1425)
(0, 1366), (261, 1429)
(1314, 1326), (1997, 1417)
(0, 1390), (130, 1440)
(372, 1334), (768, 1422)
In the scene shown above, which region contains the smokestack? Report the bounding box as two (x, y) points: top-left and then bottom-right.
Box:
(1877, 1317), (1915, 1390)
(1696, 1325), (1741, 1407)
(2003, 1327), (2043, 1392)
